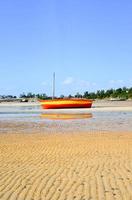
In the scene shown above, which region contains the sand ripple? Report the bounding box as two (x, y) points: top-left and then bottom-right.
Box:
(0, 133), (132, 200)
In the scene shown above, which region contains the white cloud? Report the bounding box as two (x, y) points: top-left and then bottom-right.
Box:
(129, 79), (132, 84)
(63, 77), (74, 85)
(41, 81), (47, 86)
(62, 77), (97, 91)
(92, 82), (97, 86)
(79, 80), (90, 87)
(78, 80), (97, 90)
(109, 80), (124, 85)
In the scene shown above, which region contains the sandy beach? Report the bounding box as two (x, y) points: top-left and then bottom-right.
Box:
(0, 132), (132, 200)
(0, 100), (132, 199)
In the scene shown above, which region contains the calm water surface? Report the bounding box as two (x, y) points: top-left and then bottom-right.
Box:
(0, 105), (132, 133)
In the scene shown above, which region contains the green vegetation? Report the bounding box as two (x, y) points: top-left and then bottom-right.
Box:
(18, 87), (132, 100)
(1, 87), (132, 100)
(82, 87), (132, 100)
(19, 93), (51, 100)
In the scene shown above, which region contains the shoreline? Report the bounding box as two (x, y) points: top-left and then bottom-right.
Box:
(0, 100), (132, 113)
(0, 107), (132, 113)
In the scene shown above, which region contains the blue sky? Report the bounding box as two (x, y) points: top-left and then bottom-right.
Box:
(0, 0), (132, 96)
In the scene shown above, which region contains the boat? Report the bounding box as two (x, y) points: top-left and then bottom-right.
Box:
(39, 98), (93, 109)
(39, 73), (93, 109)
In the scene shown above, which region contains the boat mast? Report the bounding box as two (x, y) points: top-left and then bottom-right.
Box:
(52, 72), (55, 99)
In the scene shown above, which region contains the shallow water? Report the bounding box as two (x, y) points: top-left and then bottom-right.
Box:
(0, 105), (132, 133)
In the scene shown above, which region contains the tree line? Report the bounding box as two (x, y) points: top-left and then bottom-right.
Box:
(19, 87), (132, 100)
(0, 87), (132, 100)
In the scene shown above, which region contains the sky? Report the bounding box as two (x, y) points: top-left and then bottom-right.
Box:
(0, 0), (132, 96)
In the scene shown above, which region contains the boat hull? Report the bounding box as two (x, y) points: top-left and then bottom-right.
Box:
(39, 99), (93, 109)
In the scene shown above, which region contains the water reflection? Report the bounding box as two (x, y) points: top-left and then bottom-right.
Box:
(40, 113), (93, 120)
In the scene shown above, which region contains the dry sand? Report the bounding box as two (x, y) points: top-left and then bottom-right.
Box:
(0, 132), (132, 200)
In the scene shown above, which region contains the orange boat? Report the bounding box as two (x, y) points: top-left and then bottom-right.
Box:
(39, 73), (93, 109)
(39, 98), (93, 109)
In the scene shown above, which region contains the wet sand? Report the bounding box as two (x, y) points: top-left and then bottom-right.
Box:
(0, 100), (132, 199)
(0, 132), (132, 200)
